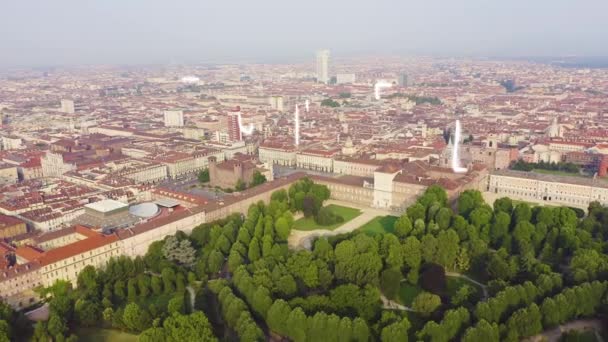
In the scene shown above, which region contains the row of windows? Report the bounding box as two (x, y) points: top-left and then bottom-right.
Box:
(495, 187), (592, 205)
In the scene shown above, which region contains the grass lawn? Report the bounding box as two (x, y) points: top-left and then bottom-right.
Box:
(358, 216), (398, 235)
(396, 282), (422, 307)
(293, 204), (361, 231)
(75, 328), (137, 342)
(447, 276), (480, 298)
(532, 169), (586, 178)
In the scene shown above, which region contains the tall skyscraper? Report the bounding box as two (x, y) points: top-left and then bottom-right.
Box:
(316, 49), (330, 84)
(61, 99), (75, 114)
(228, 107), (242, 142)
(398, 73), (410, 87)
(164, 110), (184, 127)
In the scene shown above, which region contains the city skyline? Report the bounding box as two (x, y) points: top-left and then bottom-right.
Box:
(1, 2), (608, 341)
(2, 0), (608, 67)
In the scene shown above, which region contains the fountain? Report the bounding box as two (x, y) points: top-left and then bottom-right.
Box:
(294, 104), (300, 146)
(451, 119), (468, 173)
(374, 80), (392, 100)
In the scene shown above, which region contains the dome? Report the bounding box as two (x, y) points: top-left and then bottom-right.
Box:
(129, 203), (159, 218)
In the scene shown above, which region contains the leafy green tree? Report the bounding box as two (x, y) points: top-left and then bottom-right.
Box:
(276, 274), (297, 298)
(235, 178), (247, 191)
(267, 300), (291, 336)
(162, 236), (196, 267)
(435, 207), (452, 230)
(168, 294), (186, 315)
(458, 190), (484, 218)
(490, 211), (510, 246)
(227, 249), (244, 272)
(76, 266), (99, 299)
(493, 197), (513, 214)
(74, 299), (100, 327)
(275, 217), (291, 241)
(505, 303), (542, 340)
(123, 303), (151, 332)
(127, 278), (138, 302)
(151, 276), (163, 295)
(407, 203), (426, 222)
(469, 207), (492, 227)
(208, 250), (225, 274)
(137, 274), (151, 298)
(140, 312), (217, 342)
(114, 280), (126, 301)
(412, 292), (441, 316)
(247, 237), (261, 262)
(47, 313), (67, 338)
(380, 268), (402, 300)
(161, 268), (176, 293)
(462, 320), (499, 342)
(381, 318), (411, 342)
(421, 234), (438, 264)
(436, 229), (459, 269)
(455, 246), (471, 272)
(251, 287), (273, 318)
(513, 202), (532, 224)
(321, 98), (340, 107)
(487, 251), (516, 281)
(394, 215), (413, 238)
(453, 283), (474, 305)
(251, 171), (267, 186)
(198, 168), (210, 183)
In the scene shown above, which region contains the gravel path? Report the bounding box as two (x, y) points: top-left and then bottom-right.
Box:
(525, 319), (605, 342)
(288, 200), (394, 250)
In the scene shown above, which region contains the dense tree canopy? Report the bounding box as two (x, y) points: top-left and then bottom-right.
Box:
(16, 181), (608, 342)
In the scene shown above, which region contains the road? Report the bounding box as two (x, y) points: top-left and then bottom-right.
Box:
(287, 199), (393, 249)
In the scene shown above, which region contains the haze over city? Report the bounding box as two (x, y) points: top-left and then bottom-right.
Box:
(2, 0), (608, 66)
(1, 1), (608, 341)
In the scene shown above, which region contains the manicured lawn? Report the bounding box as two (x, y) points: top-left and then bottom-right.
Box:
(293, 205), (361, 231)
(532, 169), (586, 178)
(76, 328), (137, 342)
(358, 216), (398, 235)
(396, 282), (422, 307)
(447, 276), (479, 298)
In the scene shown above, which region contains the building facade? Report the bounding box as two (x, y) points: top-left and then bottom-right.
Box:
(488, 169), (608, 208)
(316, 49), (330, 84)
(164, 110), (184, 127)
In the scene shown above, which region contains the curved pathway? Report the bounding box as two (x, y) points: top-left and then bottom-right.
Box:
(526, 319), (605, 342)
(186, 286), (196, 311)
(288, 200), (393, 250)
(380, 295), (414, 312)
(446, 271), (489, 300)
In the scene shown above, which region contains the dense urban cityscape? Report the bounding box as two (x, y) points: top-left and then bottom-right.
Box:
(1, 1), (608, 341)
(0, 52), (606, 341)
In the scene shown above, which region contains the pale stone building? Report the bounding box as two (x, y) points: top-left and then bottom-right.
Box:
(489, 169), (608, 209)
(296, 149), (336, 173)
(259, 144), (297, 167)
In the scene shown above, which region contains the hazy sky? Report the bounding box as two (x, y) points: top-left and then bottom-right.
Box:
(1, 0), (607, 66)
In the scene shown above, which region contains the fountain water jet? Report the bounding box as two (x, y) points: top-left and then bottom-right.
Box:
(374, 80), (392, 100)
(294, 104), (300, 146)
(451, 119), (467, 173)
(237, 110), (254, 138)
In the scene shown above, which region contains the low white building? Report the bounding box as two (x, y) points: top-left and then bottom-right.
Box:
(489, 169), (608, 208)
(259, 144), (297, 167)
